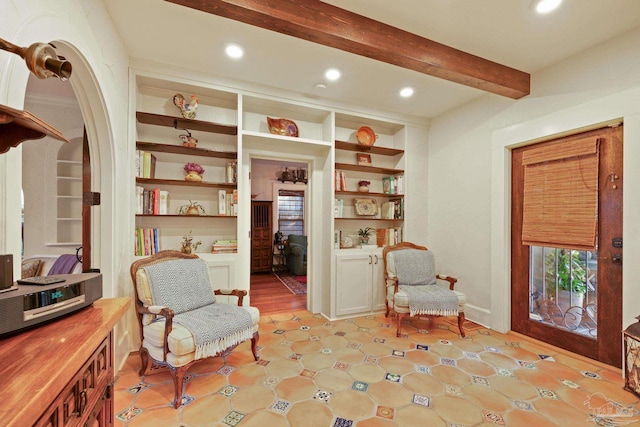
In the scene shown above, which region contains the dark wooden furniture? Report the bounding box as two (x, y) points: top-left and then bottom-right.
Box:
(251, 201), (273, 273)
(0, 297), (130, 427)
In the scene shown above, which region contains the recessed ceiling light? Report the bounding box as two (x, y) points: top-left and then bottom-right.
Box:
(225, 44), (244, 59)
(534, 0), (562, 14)
(325, 68), (341, 81)
(399, 87), (414, 98)
(315, 83), (327, 89)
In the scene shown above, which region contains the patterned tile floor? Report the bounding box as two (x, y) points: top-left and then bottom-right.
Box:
(114, 311), (640, 426)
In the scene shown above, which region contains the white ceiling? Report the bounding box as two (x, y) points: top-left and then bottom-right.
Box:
(102, 0), (640, 120)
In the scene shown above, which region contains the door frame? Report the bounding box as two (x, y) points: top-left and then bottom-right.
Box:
(489, 92), (640, 369)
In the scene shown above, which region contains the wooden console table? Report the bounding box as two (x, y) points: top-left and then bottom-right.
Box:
(0, 297), (130, 427)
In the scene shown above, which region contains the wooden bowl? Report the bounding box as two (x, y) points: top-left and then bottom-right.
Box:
(356, 126), (377, 146)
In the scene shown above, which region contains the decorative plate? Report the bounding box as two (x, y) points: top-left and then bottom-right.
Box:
(356, 126), (377, 146)
(267, 117), (299, 137)
(340, 236), (354, 248)
(355, 199), (378, 216)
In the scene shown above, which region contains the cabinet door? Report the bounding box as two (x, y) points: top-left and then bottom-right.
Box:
(335, 253), (372, 316)
(371, 252), (387, 312)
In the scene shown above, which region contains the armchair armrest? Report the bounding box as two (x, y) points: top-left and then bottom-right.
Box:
(289, 243), (306, 256)
(214, 288), (247, 306)
(436, 274), (458, 290)
(136, 304), (174, 361)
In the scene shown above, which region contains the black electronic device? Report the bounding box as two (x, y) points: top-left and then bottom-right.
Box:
(17, 276), (65, 286)
(0, 272), (102, 337)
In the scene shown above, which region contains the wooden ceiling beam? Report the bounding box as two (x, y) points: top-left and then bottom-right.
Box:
(165, 0), (530, 99)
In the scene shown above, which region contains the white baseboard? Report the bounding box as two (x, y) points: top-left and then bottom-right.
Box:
(463, 303), (492, 330)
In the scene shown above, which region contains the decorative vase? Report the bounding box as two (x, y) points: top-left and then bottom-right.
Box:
(359, 185), (370, 192)
(179, 134), (198, 147)
(185, 171), (203, 182)
(181, 246), (192, 254)
(186, 206), (200, 216)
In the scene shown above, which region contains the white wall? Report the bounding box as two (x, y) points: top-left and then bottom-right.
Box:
(427, 26), (640, 331)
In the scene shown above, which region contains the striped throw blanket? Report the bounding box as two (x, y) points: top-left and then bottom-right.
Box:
(393, 249), (458, 317)
(144, 258), (253, 358)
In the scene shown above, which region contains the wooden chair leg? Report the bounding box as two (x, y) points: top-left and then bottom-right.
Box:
(396, 313), (405, 337)
(170, 365), (189, 408)
(138, 347), (149, 376)
(385, 300), (390, 318)
(458, 312), (466, 337)
(251, 332), (260, 361)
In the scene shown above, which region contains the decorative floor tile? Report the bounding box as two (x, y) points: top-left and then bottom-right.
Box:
(517, 360), (536, 369)
(418, 329), (430, 334)
(282, 340), (292, 346)
(335, 331), (347, 336)
(300, 369), (317, 378)
(482, 410), (505, 425)
(505, 341), (521, 348)
(376, 405), (395, 419)
(223, 410), (245, 426)
(415, 365), (431, 374)
(582, 370), (601, 379)
(412, 394), (431, 407)
(292, 316), (302, 321)
(512, 400), (534, 411)
(217, 366), (235, 375)
(127, 382), (151, 394)
(478, 329), (491, 335)
(352, 381), (369, 392)
(373, 337), (386, 343)
(471, 375), (490, 387)
(347, 342), (362, 350)
(310, 335), (320, 341)
(537, 387), (560, 400)
(263, 376), (280, 387)
(497, 368), (514, 376)
(321, 348), (333, 354)
(437, 324), (450, 330)
(290, 354), (301, 360)
(381, 323), (391, 328)
(267, 319), (279, 324)
(334, 417), (354, 427)
(416, 344), (430, 351)
(385, 373), (401, 382)
(271, 399), (291, 414)
(334, 361), (350, 371)
(439, 339), (452, 345)
(538, 354), (555, 361)
(256, 359), (271, 366)
(300, 325), (310, 330)
(176, 394), (195, 407)
(358, 327), (370, 332)
(115, 407), (142, 422)
(463, 352), (481, 360)
(392, 350), (405, 357)
(314, 389), (333, 403)
(485, 346), (502, 353)
(441, 357), (457, 366)
(218, 385), (239, 396)
(364, 356), (379, 365)
(444, 384), (463, 396)
(561, 379), (580, 389)
(273, 329), (286, 334)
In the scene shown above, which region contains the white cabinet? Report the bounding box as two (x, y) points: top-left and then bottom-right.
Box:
(334, 247), (386, 317)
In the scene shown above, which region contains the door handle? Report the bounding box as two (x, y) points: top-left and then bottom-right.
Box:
(374, 255), (378, 264)
(368, 255), (372, 265)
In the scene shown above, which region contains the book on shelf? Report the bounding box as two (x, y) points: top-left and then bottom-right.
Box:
(382, 176), (395, 194)
(159, 190), (169, 215)
(376, 227), (403, 247)
(140, 151), (156, 179)
(218, 190), (238, 216)
(218, 190), (226, 215)
(334, 198), (344, 218)
(135, 227), (160, 256)
(136, 186), (144, 214)
(335, 170), (347, 191)
(226, 161), (237, 184)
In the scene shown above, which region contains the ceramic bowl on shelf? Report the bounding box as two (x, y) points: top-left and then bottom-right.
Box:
(267, 117), (299, 137)
(356, 126), (377, 146)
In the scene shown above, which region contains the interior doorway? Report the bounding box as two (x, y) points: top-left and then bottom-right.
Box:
(511, 125), (623, 367)
(249, 158), (308, 312)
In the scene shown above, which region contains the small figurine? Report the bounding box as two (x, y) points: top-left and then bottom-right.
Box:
(179, 130), (198, 147)
(173, 93), (199, 119)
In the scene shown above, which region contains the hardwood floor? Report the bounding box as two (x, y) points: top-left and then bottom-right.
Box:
(250, 272), (307, 314)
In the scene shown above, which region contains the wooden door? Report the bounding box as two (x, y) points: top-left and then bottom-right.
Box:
(251, 201), (273, 273)
(511, 125), (623, 367)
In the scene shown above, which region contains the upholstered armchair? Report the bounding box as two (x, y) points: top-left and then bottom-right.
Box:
(284, 234), (307, 275)
(130, 250), (259, 408)
(383, 242), (466, 337)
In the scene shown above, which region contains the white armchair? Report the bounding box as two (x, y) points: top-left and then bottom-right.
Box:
(383, 242), (466, 337)
(130, 250), (259, 408)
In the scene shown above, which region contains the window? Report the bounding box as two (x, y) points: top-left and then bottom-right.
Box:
(277, 190), (304, 238)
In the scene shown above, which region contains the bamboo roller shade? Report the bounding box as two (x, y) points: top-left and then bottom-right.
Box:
(522, 136), (600, 250)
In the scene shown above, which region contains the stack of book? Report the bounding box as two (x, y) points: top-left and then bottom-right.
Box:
(334, 198), (344, 218)
(136, 187), (169, 215)
(135, 150), (156, 178)
(380, 198), (403, 219)
(376, 227), (403, 246)
(135, 228), (160, 256)
(212, 240), (238, 253)
(382, 175), (403, 195)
